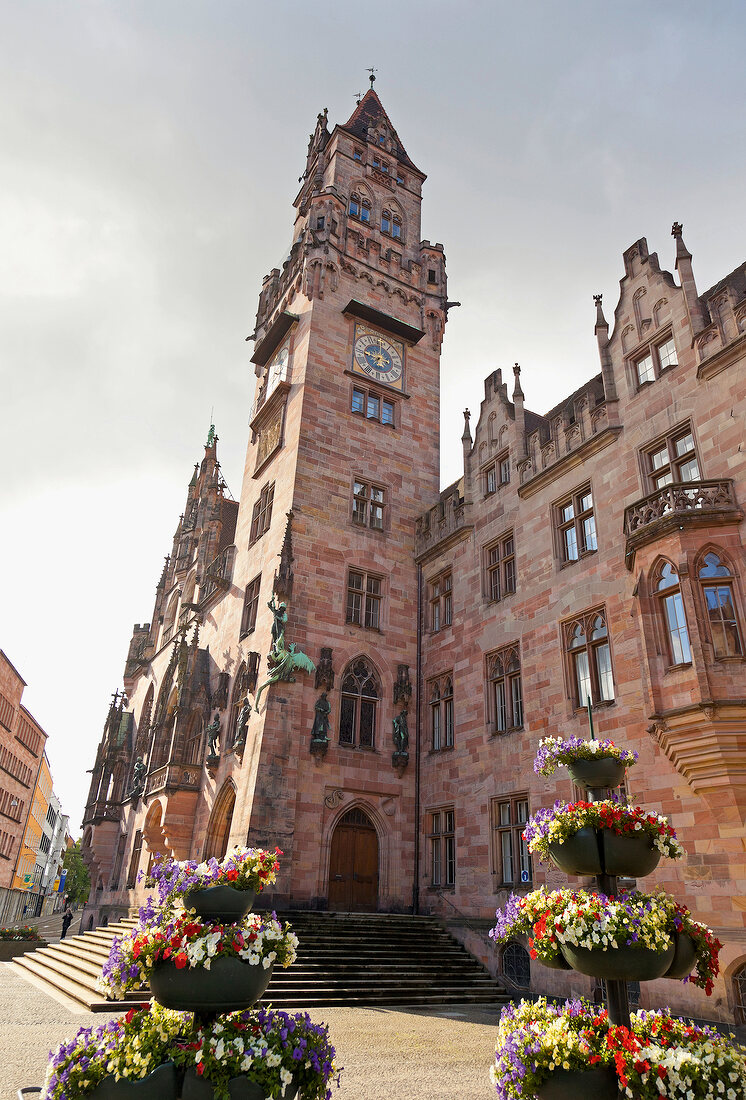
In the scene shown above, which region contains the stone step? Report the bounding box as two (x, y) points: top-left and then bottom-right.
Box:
(12, 910), (508, 1013)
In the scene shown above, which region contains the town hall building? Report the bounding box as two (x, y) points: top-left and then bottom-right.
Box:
(81, 88), (746, 1026)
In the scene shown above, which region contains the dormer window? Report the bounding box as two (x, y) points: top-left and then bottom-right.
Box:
(378, 134), (385, 145)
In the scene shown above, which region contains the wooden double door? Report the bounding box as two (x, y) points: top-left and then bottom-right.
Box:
(327, 807), (379, 912)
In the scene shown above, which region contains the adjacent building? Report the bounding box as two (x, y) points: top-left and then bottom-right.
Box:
(80, 90), (746, 1024)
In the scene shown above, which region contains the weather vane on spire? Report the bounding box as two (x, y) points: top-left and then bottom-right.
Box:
(367, 67), (377, 87)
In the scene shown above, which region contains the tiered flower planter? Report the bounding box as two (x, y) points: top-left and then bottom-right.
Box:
(43, 849), (338, 1100)
(489, 733), (742, 1098)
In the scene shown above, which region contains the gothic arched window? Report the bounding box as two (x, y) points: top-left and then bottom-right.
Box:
(655, 561), (692, 666)
(339, 658), (380, 749)
(698, 551), (743, 658)
(349, 192), (371, 224)
(566, 611), (614, 707)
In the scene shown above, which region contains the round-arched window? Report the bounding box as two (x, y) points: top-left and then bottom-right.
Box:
(502, 941), (531, 988)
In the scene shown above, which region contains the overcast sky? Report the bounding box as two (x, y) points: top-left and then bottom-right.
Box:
(2, 1), (744, 835)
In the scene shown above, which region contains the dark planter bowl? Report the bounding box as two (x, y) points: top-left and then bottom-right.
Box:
(183, 886), (256, 923)
(601, 831), (661, 878)
(548, 827), (602, 875)
(535, 1065), (619, 1099)
(182, 1069), (299, 1100)
(561, 941), (674, 981)
(566, 757), (627, 791)
(150, 956), (273, 1012)
(87, 1062), (176, 1100)
(538, 951), (573, 971)
(664, 932), (698, 980)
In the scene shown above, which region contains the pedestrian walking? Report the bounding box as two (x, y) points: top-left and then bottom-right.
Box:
(61, 903), (73, 939)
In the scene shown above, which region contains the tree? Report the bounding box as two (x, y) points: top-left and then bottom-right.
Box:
(62, 839), (90, 905)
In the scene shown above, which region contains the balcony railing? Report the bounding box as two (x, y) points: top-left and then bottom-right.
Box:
(415, 495), (473, 559)
(145, 763), (202, 797)
(623, 479), (742, 566)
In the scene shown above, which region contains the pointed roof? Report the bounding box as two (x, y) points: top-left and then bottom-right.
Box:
(340, 89), (422, 175)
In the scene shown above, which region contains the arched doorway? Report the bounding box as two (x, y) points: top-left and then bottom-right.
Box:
(328, 807), (379, 912)
(204, 782), (236, 861)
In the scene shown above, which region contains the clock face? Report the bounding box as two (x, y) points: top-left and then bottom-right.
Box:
(352, 324), (404, 388)
(269, 342), (289, 379)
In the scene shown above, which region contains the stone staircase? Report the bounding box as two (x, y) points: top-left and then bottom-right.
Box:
(12, 910), (510, 1012)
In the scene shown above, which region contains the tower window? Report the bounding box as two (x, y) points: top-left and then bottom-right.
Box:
(428, 269), (437, 283)
(240, 574), (261, 638)
(250, 482), (275, 544)
(346, 570), (383, 630)
(350, 386), (396, 427)
(353, 480), (386, 530)
(316, 216), (325, 231)
(392, 216), (402, 240)
(349, 193), (371, 223)
(353, 147), (363, 161)
(396, 172), (405, 186)
(381, 210), (391, 234)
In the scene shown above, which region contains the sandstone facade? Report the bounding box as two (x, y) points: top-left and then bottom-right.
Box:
(81, 91), (746, 1024)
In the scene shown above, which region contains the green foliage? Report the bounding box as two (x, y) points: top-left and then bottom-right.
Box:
(62, 839), (91, 905)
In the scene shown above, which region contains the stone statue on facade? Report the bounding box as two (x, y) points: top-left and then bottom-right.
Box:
(234, 695), (251, 748)
(392, 709), (409, 768)
(311, 691), (331, 742)
(130, 756), (146, 797)
(205, 712), (221, 758)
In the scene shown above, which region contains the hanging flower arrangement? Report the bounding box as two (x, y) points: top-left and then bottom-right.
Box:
(522, 800), (684, 862)
(491, 998), (746, 1100)
(533, 736), (638, 777)
(42, 1002), (186, 1100)
(141, 847), (283, 913)
(42, 1002), (342, 1100)
(489, 888), (721, 990)
(97, 909), (298, 1000)
(176, 1006), (341, 1100)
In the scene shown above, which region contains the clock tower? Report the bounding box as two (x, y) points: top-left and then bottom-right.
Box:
(195, 88), (448, 911)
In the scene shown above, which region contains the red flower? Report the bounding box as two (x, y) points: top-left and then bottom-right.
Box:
(226, 867), (239, 882)
(125, 1008), (138, 1024)
(196, 1063), (204, 1076)
(174, 951), (188, 969)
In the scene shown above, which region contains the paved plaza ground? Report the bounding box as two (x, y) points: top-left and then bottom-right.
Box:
(0, 961), (502, 1100)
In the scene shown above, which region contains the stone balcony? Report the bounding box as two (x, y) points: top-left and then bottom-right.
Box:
(623, 479), (742, 569)
(145, 762), (202, 797)
(415, 492), (473, 562)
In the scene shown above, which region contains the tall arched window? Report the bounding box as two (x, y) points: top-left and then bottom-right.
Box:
(699, 552), (743, 658)
(656, 561), (692, 666)
(734, 962), (746, 1025)
(339, 658), (380, 749)
(185, 711), (204, 765)
(566, 612), (613, 707)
